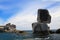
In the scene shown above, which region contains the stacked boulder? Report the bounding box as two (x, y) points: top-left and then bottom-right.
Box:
(32, 9), (51, 36)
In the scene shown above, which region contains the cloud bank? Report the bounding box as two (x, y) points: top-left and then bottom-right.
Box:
(0, 1), (59, 30)
(48, 5), (60, 29)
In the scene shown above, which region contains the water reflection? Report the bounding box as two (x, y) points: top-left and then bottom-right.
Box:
(21, 34), (58, 40)
(20, 34), (51, 40)
(0, 32), (60, 40)
(22, 37), (50, 40)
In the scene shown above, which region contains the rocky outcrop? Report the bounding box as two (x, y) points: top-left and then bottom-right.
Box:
(56, 29), (60, 33)
(32, 9), (51, 36)
(0, 23), (27, 35)
(14, 30), (27, 35)
(32, 22), (50, 35)
(37, 9), (51, 23)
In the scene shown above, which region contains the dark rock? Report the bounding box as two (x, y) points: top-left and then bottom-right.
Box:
(32, 22), (50, 35)
(56, 29), (60, 33)
(49, 30), (55, 34)
(37, 9), (51, 23)
(19, 31), (24, 33)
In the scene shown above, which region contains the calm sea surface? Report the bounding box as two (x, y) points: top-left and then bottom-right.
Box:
(0, 31), (60, 40)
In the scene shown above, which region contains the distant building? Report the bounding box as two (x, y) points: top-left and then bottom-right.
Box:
(0, 23), (16, 32)
(9, 24), (16, 32)
(4, 23), (11, 30)
(0, 26), (5, 31)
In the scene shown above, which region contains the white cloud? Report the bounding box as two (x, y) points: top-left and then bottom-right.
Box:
(4, 1), (57, 30)
(48, 5), (60, 29)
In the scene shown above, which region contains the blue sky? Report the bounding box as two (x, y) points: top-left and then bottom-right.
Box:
(0, 0), (60, 30)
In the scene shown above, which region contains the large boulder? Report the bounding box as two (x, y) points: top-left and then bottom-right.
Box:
(32, 22), (50, 35)
(37, 9), (51, 23)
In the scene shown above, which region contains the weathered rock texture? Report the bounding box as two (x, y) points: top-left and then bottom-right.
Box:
(37, 9), (51, 23)
(32, 9), (51, 36)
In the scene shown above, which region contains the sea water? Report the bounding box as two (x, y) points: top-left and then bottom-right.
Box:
(0, 31), (60, 40)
